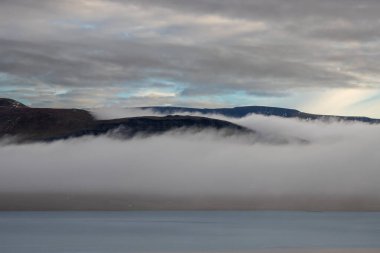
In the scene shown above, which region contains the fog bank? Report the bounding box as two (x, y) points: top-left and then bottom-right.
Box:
(0, 114), (379, 210)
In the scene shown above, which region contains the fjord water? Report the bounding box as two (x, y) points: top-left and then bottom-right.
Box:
(0, 212), (379, 253)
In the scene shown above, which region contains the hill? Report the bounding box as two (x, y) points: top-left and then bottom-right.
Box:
(143, 106), (380, 123)
(0, 99), (250, 142)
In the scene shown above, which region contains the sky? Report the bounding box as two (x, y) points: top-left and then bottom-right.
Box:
(1, 0), (380, 117)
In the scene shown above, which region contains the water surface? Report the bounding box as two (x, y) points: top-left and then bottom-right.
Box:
(0, 211), (379, 253)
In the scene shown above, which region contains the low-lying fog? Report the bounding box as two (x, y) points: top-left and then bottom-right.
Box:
(0, 109), (379, 210)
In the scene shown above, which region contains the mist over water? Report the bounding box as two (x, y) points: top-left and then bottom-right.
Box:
(1, 111), (380, 210)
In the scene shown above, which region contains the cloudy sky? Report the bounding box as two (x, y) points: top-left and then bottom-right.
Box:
(1, 0), (380, 116)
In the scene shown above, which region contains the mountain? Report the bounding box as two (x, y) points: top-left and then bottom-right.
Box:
(0, 98), (28, 108)
(0, 98), (250, 142)
(143, 106), (380, 123)
(2, 97), (378, 143)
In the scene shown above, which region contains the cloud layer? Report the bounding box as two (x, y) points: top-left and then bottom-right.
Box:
(0, 114), (379, 210)
(1, 0), (380, 113)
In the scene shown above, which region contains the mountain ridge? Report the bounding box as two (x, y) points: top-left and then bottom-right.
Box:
(0, 98), (250, 142)
(1, 98), (379, 143)
(142, 105), (380, 123)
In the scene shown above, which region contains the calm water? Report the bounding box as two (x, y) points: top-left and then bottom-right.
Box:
(0, 211), (379, 253)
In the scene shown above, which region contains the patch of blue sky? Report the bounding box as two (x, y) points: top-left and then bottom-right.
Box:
(116, 78), (184, 102)
(0, 86), (16, 92)
(145, 78), (186, 91)
(54, 88), (70, 96)
(207, 90), (315, 110)
(211, 91), (276, 106)
(115, 79), (185, 100)
(0, 87), (15, 94)
(350, 90), (380, 108)
(117, 92), (134, 99)
(0, 73), (24, 88)
(0, 73), (20, 93)
(212, 91), (253, 106)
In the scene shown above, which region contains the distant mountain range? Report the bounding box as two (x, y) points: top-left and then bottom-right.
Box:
(0, 98), (249, 142)
(1, 98), (379, 143)
(143, 106), (380, 123)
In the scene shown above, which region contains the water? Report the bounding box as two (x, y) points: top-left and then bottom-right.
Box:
(0, 211), (379, 253)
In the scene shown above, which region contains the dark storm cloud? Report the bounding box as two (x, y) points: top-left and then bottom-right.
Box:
(1, 0), (380, 106)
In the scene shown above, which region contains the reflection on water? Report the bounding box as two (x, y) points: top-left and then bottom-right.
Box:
(0, 211), (379, 253)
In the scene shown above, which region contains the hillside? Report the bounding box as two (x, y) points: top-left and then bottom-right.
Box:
(0, 99), (250, 142)
(143, 106), (380, 123)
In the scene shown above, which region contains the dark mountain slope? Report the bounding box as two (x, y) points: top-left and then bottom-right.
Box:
(50, 115), (250, 141)
(143, 106), (380, 123)
(0, 98), (28, 108)
(0, 107), (95, 140)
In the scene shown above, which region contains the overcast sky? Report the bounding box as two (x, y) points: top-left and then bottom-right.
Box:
(1, 0), (380, 116)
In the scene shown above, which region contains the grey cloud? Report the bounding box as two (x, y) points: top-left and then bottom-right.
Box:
(308, 24), (380, 43)
(1, 0), (380, 106)
(122, 0), (380, 22)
